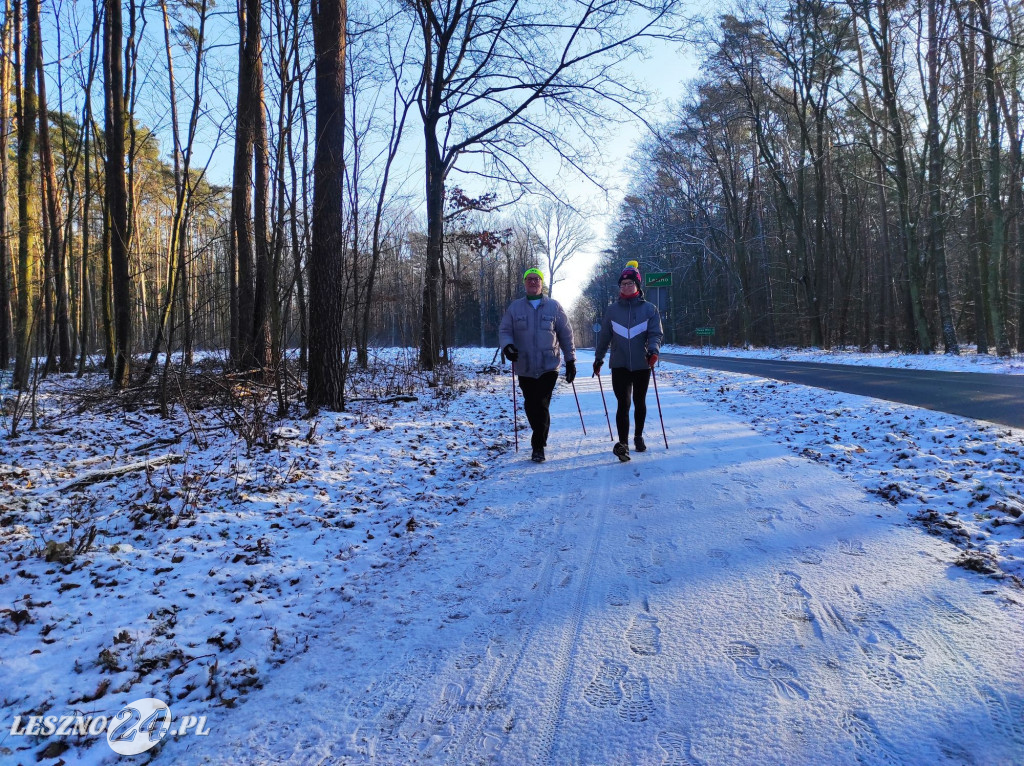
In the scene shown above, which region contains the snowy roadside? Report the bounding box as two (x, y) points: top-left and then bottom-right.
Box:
(654, 362), (1024, 584)
(0, 352), (514, 765)
(0, 347), (1022, 765)
(660, 343), (1024, 375)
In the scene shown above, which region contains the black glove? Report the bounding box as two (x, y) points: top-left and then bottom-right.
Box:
(565, 360), (576, 384)
(502, 344), (519, 363)
(592, 360), (603, 376)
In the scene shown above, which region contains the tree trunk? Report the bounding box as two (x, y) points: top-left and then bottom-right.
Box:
(77, 17), (101, 374)
(231, 0), (255, 368)
(872, 0), (931, 352)
(294, 37), (311, 370)
(33, 5), (73, 373)
(926, 0), (957, 354)
(248, 0), (273, 373)
(77, 114), (92, 376)
(139, 0), (206, 384)
(361, 73), (413, 364)
(306, 0), (347, 411)
(105, 0), (131, 387)
(977, 0), (1011, 356)
(13, 0), (38, 389)
(0, 0), (14, 369)
(419, 126), (445, 371)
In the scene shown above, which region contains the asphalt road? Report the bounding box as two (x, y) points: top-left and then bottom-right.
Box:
(659, 353), (1024, 429)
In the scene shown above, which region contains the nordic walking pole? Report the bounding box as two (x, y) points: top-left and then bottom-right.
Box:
(595, 370), (614, 441)
(571, 380), (586, 435)
(511, 361), (519, 452)
(650, 366), (669, 449)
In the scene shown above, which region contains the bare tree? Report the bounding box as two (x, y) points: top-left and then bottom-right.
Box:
(523, 199), (593, 300)
(406, 0), (684, 370)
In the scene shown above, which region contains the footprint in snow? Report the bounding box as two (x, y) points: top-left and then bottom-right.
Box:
(626, 613), (662, 656)
(656, 731), (702, 766)
(707, 548), (731, 565)
(859, 643), (906, 691)
(606, 583), (630, 607)
(618, 675), (655, 722)
(838, 538), (867, 556)
(839, 710), (905, 766)
(583, 659), (627, 708)
(979, 685), (1024, 744)
(724, 641), (809, 701)
(793, 546), (824, 565)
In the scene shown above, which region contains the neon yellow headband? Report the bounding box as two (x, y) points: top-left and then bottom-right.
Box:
(523, 268), (544, 282)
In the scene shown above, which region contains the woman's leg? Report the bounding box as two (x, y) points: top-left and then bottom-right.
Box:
(631, 369), (651, 439)
(611, 367), (633, 444)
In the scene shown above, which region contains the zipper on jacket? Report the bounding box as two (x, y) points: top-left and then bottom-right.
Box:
(628, 301), (634, 370)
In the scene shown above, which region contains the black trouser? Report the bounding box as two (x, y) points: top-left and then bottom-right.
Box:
(518, 371), (558, 449)
(611, 367), (650, 444)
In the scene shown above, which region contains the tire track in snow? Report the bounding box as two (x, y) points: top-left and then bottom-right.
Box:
(437, 519), (567, 765)
(532, 469), (612, 766)
(435, 441), (597, 765)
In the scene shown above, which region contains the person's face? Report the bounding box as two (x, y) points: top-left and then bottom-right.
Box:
(525, 275), (543, 296)
(620, 278), (638, 296)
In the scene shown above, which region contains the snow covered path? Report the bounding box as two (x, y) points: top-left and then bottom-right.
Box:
(167, 366), (1024, 766)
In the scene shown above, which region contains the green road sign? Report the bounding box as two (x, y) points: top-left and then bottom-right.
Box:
(695, 327), (715, 336)
(645, 272), (671, 287)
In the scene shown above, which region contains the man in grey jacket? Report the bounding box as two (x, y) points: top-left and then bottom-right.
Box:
(498, 268), (577, 463)
(592, 261), (664, 461)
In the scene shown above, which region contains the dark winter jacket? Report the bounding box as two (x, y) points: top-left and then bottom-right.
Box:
(594, 294), (664, 372)
(498, 296), (576, 379)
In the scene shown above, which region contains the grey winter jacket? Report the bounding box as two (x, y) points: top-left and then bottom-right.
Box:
(498, 296), (576, 379)
(594, 294), (664, 372)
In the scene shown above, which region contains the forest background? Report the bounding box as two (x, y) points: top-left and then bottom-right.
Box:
(0, 0), (1022, 413)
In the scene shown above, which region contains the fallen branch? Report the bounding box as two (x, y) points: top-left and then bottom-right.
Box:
(348, 395), (419, 404)
(44, 454), (185, 495)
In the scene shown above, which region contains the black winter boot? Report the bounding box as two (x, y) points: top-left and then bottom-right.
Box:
(634, 435), (646, 452)
(531, 447), (546, 463)
(613, 442), (630, 462)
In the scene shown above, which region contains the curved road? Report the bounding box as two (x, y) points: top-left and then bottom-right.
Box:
(659, 353), (1024, 429)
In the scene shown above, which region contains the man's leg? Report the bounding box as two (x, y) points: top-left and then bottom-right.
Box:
(519, 371), (558, 449)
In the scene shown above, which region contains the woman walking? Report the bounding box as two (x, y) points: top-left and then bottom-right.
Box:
(592, 261), (663, 462)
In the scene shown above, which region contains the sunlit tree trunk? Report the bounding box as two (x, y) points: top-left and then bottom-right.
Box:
(13, 0), (39, 389)
(0, 0), (14, 369)
(105, 0), (131, 387)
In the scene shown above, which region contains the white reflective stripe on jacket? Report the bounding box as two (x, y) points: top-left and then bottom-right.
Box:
(594, 295), (663, 371)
